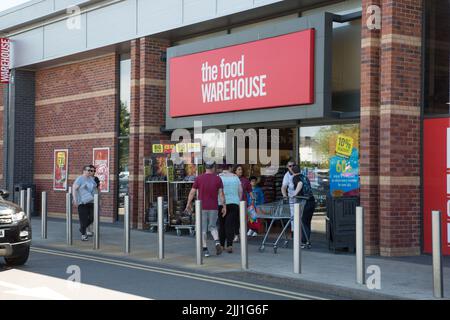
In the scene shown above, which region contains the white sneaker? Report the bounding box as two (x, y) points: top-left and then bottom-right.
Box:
(86, 231), (94, 237)
(251, 231), (258, 237)
(247, 230), (253, 236)
(233, 235), (239, 243)
(81, 235), (89, 241)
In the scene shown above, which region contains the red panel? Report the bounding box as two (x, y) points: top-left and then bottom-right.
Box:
(423, 118), (450, 255)
(169, 29), (315, 117)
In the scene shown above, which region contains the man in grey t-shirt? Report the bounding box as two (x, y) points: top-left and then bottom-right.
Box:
(73, 165), (97, 241)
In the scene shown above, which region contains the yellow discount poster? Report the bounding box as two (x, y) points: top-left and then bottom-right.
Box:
(53, 149), (68, 191)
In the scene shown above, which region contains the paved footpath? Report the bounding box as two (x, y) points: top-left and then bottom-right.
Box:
(14, 218), (450, 300)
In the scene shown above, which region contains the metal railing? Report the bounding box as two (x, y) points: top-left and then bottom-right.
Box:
(195, 200), (202, 265)
(432, 210), (444, 298)
(240, 201), (248, 270)
(356, 206), (365, 285)
(41, 191), (47, 239)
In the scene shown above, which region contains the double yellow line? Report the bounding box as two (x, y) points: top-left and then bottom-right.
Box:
(31, 247), (327, 300)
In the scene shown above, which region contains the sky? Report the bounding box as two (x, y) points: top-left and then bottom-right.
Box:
(0, 0), (31, 13)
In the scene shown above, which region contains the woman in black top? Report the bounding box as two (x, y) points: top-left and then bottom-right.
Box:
(291, 166), (316, 249)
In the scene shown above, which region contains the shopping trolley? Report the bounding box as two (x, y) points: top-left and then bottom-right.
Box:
(256, 197), (310, 254)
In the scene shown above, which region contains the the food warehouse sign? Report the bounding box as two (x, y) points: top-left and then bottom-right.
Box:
(0, 38), (10, 84)
(169, 29), (315, 117)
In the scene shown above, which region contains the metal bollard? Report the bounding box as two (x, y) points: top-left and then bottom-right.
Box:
(26, 188), (32, 220)
(293, 202), (302, 274)
(41, 192), (47, 239)
(158, 197), (164, 260)
(124, 195), (130, 254)
(20, 190), (25, 212)
(195, 200), (202, 265)
(356, 206), (366, 285)
(432, 210), (444, 298)
(93, 194), (100, 250)
(66, 193), (72, 246)
(240, 201), (248, 270)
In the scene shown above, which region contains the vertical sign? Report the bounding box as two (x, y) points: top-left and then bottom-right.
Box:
(54, 149), (69, 191)
(423, 118), (450, 255)
(0, 38), (10, 84)
(93, 148), (110, 193)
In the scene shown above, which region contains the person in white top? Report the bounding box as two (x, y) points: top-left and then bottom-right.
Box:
(281, 161), (296, 198)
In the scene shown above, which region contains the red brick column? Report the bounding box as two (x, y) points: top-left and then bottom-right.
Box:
(130, 37), (170, 229)
(378, 0), (422, 256)
(360, 0), (382, 255)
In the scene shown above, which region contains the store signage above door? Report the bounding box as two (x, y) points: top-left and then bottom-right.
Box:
(169, 29), (315, 117)
(0, 38), (10, 84)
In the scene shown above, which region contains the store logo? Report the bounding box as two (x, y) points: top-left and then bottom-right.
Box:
(66, 5), (81, 30)
(366, 5), (381, 30)
(0, 38), (10, 84)
(201, 55), (267, 104)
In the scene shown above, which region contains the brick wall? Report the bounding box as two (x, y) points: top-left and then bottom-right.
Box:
(360, 0), (423, 256)
(34, 54), (119, 221)
(360, 0), (382, 255)
(129, 37), (170, 229)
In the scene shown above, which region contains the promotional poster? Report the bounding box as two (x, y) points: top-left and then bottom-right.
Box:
(53, 149), (68, 191)
(93, 148), (110, 193)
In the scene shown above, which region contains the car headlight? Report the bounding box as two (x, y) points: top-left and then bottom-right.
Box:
(12, 211), (26, 223)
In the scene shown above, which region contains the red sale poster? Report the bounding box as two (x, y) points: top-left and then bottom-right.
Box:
(53, 149), (69, 191)
(93, 148), (110, 193)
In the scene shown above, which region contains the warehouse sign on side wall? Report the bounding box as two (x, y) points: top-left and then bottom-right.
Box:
(0, 38), (10, 84)
(169, 29), (315, 117)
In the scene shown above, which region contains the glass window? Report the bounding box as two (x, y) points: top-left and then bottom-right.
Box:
(424, 1), (450, 115)
(299, 124), (360, 211)
(118, 55), (131, 215)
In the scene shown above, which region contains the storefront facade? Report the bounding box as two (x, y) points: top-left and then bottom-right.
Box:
(0, 0), (448, 256)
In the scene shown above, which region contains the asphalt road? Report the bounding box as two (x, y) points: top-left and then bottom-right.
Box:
(0, 246), (340, 300)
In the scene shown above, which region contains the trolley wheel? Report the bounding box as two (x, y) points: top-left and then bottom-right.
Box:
(273, 246), (278, 254)
(189, 229), (195, 237)
(259, 246), (265, 252)
(282, 240), (289, 248)
(176, 229), (181, 237)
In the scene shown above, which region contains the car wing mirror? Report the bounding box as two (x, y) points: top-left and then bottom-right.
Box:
(0, 189), (10, 200)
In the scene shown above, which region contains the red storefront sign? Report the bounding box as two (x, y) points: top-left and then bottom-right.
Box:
(423, 118), (450, 255)
(169, 29), (315, 117)
(0, 38), (10, 84)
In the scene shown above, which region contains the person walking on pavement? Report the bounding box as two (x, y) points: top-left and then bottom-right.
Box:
(218, 164), (242, 253)
(186, 162), (226, 257)
(233, 165), (254, 243)
(73, 165), (98, 241)
(291, 165), (316, 249)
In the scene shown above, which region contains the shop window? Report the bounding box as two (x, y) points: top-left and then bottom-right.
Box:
(118, 55), (131, 216)
(299, 124), (360, 211)
(424, 0), (450, 116)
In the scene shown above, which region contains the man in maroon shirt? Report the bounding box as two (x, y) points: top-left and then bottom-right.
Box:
(186, 163), (226, 257)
